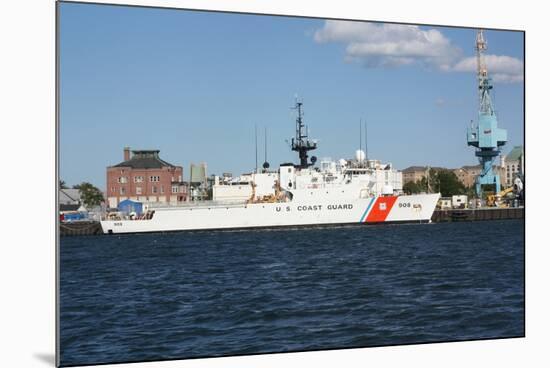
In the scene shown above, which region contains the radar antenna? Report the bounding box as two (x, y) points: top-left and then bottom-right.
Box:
(290, 99), (317, 168)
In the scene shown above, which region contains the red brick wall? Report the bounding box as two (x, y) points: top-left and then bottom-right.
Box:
(106, 165), (185, 206)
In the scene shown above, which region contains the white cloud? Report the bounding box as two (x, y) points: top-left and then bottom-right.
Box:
(314, 21), (460, 70)
(452, 55), (524, 83)
(314, 20), (523, 83)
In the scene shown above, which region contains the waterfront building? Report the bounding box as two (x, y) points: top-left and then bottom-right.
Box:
(402, 166), (429, 184)
(503, 146), (524, 187)
(453, 164), (505, 189)
(401, 166), (444, 184)
(106, 147), (188, 208)
(59, 188), (81, 211)
(453, 165), (482, 188)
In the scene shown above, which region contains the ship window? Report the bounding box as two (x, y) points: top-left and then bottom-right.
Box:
(288, 182), (292, 187)
(288, 168), (291, 173)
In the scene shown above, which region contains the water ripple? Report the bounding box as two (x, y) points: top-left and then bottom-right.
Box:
(60, 220), (524, 366)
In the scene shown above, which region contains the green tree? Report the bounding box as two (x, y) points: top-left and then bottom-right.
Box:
(59, 180), (68, 189)
(465, 185), (476, 198)
(431, 169), (466, 197)
(403, 181), (422, 194)
(403, 168), (467, 196)
(75, 182), (104, 207)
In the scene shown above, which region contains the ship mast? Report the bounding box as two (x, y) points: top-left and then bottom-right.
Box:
(290, 100), (317, 168)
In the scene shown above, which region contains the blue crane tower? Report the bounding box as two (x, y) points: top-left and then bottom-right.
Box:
(467, 29), (507, 197)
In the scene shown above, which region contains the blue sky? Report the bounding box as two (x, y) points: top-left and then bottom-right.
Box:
(59, 3), (524, 190)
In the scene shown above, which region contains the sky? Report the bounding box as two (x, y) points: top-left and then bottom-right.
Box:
(59, 3), (524, 190)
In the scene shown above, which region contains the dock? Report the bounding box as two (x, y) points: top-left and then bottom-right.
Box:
(431, 207), (524, 223)
(60, 221), (102, 236)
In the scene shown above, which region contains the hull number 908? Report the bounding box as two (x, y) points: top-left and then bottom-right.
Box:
(398, 202), (411, 208)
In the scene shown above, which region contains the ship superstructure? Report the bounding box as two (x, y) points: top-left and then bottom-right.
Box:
(213, 156), (403, 204)
(101, 101), (440, 234)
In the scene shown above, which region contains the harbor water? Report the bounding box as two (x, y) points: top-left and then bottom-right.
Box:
(59, 220), (524, 366)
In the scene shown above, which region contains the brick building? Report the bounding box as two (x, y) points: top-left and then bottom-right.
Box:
(403, 164), (506, 190)
(402, 166), (445, 184)
(402, 166), (428, 184)
(453, 164), (506, 189)
(453, 165), (481, 188)
(106, 147), (187, 208)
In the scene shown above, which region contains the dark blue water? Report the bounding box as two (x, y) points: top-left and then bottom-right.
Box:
(59, 220), (524, 366)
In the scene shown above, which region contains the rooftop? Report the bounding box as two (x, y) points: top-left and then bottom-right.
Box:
(402, 166), (429, 173)
(111, 150), (179, 169)
(457, 165), (481, 170)
(455, 164), (501, 171)
(506, 146), (523, 161)
(59, 188), (81, 205)
(402, 166), (445, 173)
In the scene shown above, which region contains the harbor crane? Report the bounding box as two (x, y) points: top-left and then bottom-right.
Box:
(467, 29), (507, 197)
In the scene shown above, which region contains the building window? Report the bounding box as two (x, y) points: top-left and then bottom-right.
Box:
(172, 185), (179, 193)
(118, 176), (128, 183)
(120, 187), (126, 195)
(152, 186), (158, 194)
(134, 176), (144, 183)
(160, 185), (164, 194)
(150, 176), (160, 182)
(136, 187), (142, 195)
(178, 175), (182, 182)
(111, 187), (116, 193)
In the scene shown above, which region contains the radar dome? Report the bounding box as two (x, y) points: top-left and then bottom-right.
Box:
(355, 149), (366, 162)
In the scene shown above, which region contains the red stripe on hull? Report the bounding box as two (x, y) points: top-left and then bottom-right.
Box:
(366, 196), (398, 223)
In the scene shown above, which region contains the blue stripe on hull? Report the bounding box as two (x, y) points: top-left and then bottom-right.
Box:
(359, 197), (376, 223)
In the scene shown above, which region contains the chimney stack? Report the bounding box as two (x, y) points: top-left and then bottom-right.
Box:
(124, 147), (131, 161)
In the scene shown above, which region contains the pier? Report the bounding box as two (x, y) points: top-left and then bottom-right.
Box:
(60, 221), (102, 236)
(431, 207), (524, 223)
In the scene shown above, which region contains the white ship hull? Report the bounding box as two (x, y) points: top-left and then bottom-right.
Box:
(100, 193), (440, 234)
